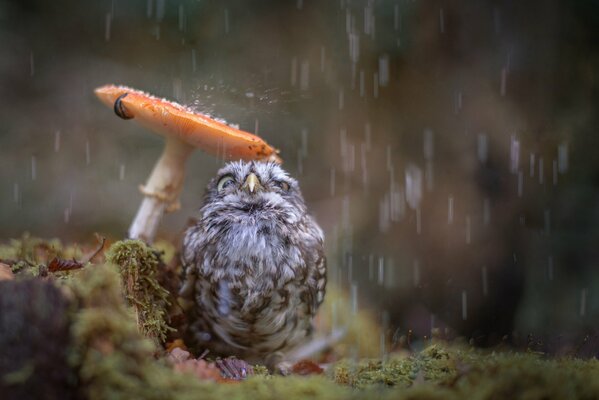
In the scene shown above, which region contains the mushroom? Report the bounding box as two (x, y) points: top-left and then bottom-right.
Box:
(94, 84), (281, 243)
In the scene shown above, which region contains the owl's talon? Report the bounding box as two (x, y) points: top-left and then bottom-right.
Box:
(274, 361), (293, 376)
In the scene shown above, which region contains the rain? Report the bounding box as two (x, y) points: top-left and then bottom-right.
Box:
(1, 0), (599, 396)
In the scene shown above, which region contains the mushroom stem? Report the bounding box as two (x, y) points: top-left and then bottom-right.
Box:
(128, 138), (194, 243)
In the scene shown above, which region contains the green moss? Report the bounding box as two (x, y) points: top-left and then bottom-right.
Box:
(0, 234), (86, 279)
(105, 240), (173, 343)
(3, 236), (599, 400)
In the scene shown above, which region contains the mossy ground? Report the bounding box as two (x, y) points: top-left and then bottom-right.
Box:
(1, 236), (598, 400)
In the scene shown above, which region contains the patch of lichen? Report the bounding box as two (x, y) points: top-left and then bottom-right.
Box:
(105, 240), (173, 343)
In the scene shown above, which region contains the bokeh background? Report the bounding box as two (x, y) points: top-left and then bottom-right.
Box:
(1, 0), (598, 355)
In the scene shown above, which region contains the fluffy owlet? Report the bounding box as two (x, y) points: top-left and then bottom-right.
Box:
(180, 161), (326, 365)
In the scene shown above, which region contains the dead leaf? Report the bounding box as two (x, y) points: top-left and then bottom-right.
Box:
(291, 359), (324, 375)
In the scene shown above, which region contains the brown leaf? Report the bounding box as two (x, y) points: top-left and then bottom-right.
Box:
(47, 258), (84, 273)
(291, 359), (324, 375)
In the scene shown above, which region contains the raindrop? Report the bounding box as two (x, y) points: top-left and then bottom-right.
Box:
(290, 57), (298, 86)
(351, 283), (358, 314)
(340, 128), (347, 158)
(493, 7), (501, 34)
(379, 194), (390, 232)
(500, 68), (507, 96)
(190, 49), (197, 72)
(448, 196), (454, 224)
(405, 164), (422, 209)
(439, 8), (445, 34)
(64, 208), (70, 224)
(146, 0), (153, 18)
(390, 183), (404, 221)
(359, 70), (365, 97)
(85, 140), (91, 165)
(423, 129), (434, 160)
(364, 4), (372, 35)
(481, 266), (488, 296)
(297, 149), (304, 175)
(517, 171), (523, 197)
(558, 143), (568, 173)
(378, 54), (389, 87)
(54, 130), (61, 152)
(173, 78), (183, 101)
(156, 0), (165, 21)
(119, 164), (126, 180)
(296, 0), (303, 10)
(368, 255), (374, 281)
(31, 156), (37, 181)
(345, 8), (351, 33)
(349, 32), (360, 63)
(178, 5), (185, 31)
(254, 118), (259, 135)
(380, 330), (388, 361)
(483, 198), (491, 225)
(510, 135), (520, 173)
(454, 91), (463, 114)
(477, 133), (488, 163)
(529, 153), (535, 177)
(580, 288), (587, 317)
(224, 9), (230, 34)
(299, 60), (310, 91)
(425, 161), (434, 191)
(461, 290), (468, 320)
(377, 256), (384, 286)
(301, 129), (308, 157)
(105, 13), (112, 41)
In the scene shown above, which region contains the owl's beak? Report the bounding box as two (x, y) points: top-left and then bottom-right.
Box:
(243, 173), (262, 194)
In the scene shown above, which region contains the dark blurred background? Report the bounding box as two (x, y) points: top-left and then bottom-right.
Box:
(1, 0), (598, 355)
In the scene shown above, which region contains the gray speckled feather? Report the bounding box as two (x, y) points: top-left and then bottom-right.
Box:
(180, 161), (326, 363)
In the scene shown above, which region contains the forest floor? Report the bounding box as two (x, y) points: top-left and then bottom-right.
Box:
(0, 235), (598, 400)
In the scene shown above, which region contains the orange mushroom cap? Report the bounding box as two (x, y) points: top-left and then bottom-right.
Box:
(94, 84), (282, 163)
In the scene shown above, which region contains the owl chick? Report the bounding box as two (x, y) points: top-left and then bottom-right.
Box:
(180, 161), (326, 365)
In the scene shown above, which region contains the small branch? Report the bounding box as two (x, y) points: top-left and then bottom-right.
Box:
(85, 236), (107, 263)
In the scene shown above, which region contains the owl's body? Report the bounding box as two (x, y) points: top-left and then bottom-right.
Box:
(180, 161), (326, 363)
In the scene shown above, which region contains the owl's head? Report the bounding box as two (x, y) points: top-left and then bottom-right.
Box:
(199, 161), (307, 224)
